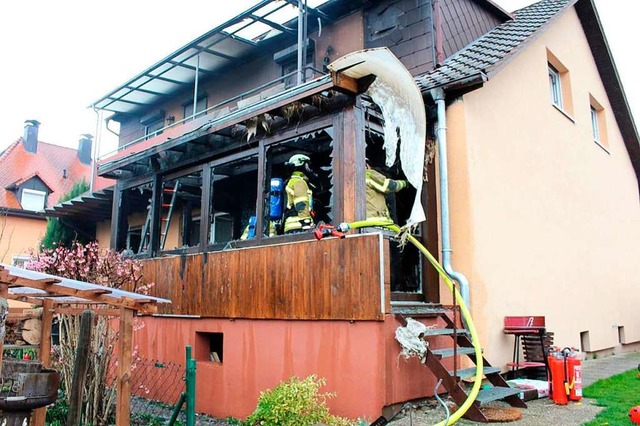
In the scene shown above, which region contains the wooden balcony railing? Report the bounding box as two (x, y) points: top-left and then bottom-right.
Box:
(141, 233), (388, 320)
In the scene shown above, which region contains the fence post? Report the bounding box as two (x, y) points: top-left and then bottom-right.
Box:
(186, 345), (196, 426)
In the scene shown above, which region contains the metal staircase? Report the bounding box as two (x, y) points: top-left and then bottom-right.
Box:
(392, 303), (526, 423)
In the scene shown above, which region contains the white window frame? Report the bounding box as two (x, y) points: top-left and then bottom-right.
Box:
(548, 64), (563, 109)
(590, 106), (600, 142)
(12, 255), (31, 268)
(21, 188), (46, 211)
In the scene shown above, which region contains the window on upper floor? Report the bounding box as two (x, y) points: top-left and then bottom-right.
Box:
(21, 188), (46, 211)
(589, 94), (608, 150)
(140, 110), (166, 140)
(547, 49), (574, 118)
(183, 95), (208, 121)
(548, 65), (563, 109)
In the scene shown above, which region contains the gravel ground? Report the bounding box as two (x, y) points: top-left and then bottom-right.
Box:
(165, 353), (640, 426)
(388, 352), (640, 426)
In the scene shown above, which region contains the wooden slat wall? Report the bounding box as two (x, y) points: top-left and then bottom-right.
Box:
(441, 0), (505, 58)
(142, 234), (386, 320)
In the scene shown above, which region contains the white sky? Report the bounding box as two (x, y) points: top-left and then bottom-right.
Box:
(0, 0), (637, 156)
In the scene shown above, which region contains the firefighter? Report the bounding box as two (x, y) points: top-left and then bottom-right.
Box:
(284, 154), (314, 234)
(365, 161), (408, 221)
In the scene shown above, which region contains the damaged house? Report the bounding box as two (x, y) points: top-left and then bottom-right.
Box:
(45, 0), (640, 420)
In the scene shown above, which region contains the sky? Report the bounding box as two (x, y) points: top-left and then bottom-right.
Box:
(0, 0), (638, 157)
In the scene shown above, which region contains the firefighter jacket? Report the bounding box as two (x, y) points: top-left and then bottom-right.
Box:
(365, 168), (407, 220)
(284, 171), (313, 233)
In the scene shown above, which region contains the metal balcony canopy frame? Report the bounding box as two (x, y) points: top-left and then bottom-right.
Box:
(91, 0), (332, 116)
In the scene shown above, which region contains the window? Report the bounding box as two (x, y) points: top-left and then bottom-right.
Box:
(590, 106), (599, 141)
(589, 94), (608, 149)
(21, 189), (46, 211)
(183, 96), (208, 121)
(140, 110), (166, 139)
(546, 49), (574, 117)
(126, 226), (142, 253)
(159, 170), (203, 251)
(144, 119), (164, 138)
(263, 129), (334, 237)
(117, 183), (153, 254)
(208, 156), (259, 246)
(12, 255), (31, 268)
(548, 65), (562, 109)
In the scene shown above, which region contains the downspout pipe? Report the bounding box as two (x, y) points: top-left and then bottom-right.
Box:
(430, 87), (471, 308)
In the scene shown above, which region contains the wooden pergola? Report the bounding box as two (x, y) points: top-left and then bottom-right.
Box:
(0, 264), (171, 426)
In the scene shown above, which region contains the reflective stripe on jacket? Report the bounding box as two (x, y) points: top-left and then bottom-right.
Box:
(284, 171), (313, 233)
(365, 168), (407, 220)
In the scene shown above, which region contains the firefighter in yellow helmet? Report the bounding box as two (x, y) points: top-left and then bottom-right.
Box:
(365, 161), (408, 221)
(283, 154), (314, 234)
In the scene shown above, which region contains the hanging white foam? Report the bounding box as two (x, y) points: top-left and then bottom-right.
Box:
(328, 48), (427, 225)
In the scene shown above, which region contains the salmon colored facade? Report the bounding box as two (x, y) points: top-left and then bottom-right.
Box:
(442, 6), (640, 366)
(133, 315), (447, 419)
(0, 215), (46, 264)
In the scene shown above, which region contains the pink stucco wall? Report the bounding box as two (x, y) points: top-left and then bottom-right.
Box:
(443, 5), (640, 367)
(133, 315), (442, 420)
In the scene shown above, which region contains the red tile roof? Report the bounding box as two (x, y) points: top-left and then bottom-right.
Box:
(0, 138), (92, 210)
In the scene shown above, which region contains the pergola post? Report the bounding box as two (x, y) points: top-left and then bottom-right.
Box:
(31, 299), (54, 426)
(116, 307), (134, 426)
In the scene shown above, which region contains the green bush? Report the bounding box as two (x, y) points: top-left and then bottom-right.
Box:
(41, 178), (90, 249)
(244, 375), (351, 426)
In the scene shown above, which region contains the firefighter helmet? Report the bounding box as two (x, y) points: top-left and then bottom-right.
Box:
(286, 154), (311, 167)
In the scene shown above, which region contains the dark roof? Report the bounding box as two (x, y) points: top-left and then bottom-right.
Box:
(415, 0), (574, 92)
(415, 0), (640, 186)
(44, 187), (114, 222)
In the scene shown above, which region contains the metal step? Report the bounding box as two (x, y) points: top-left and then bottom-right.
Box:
(431, 347), (476, 358)
(475, 386), (522, 404)
(391, 303), (451, 317)
(422, 328), (469, 336)
(449, 366), (502, 379)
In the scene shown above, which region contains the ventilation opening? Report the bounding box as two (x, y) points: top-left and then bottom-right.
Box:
(195, 332), (224, 363)
(618, 326), (626, 344)
(580, 331), (590, 353)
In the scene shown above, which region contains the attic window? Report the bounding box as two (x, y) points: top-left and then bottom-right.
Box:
(589, 94), (609, 151)
(546, 49), (574, 117)
(21, 189), (46, 212)
(548, 65), (562, 109)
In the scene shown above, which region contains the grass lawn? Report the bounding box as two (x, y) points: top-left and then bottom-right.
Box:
(583, 368), (640, 425)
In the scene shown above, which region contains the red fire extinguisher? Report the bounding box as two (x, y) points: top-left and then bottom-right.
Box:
(548, 347), (568, 405)
(564, 347), (582, 401)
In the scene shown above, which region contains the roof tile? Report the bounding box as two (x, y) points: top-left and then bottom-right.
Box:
(0, 139), (92, 210)
(415, 0), (572, 91)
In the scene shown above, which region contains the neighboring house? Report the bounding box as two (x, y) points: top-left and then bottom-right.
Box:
(45, 0), (639, 420)
(0, 121), (93, 265)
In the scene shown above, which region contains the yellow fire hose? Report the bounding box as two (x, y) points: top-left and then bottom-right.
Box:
(337, 219), (483, 426)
